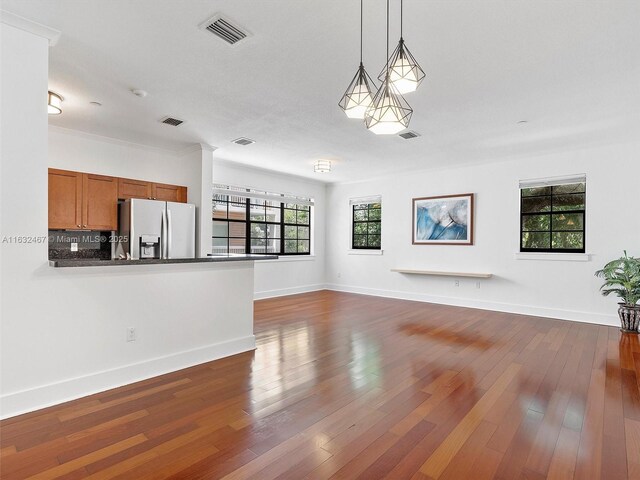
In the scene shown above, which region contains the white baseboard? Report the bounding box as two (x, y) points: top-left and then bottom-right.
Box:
(254, 284), (326, 300)
(0, 335), (256, 420)
(325, 284), (618, 327)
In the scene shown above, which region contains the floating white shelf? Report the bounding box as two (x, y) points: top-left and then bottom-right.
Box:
(391, 269), (493, 279)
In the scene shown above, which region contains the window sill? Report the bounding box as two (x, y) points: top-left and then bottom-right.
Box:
(261, 255), (316, 263)
(348, 250), (383, 256)
(514, 252), (591, 262)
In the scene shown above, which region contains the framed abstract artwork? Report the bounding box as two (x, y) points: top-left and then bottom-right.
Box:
(412, 193), (474, 245)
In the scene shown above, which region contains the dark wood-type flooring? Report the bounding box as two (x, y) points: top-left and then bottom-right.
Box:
(1, 290), (639, 479)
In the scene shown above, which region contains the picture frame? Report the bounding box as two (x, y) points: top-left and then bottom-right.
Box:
(412, 193), (474, 245)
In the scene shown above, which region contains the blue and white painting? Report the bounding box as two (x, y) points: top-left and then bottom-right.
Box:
(413, 194), (474, 245)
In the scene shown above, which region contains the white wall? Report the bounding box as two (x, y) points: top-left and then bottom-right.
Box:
(325, 141), (640, 326)
(0, 23), (255, 419)
(213, 160), (327, 299)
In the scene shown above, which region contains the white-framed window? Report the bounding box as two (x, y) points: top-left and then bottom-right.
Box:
(350, 196), (382, 250)
(519, 174), (586, 253)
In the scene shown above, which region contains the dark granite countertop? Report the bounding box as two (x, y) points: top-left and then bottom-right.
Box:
(49, 254), (278, 268)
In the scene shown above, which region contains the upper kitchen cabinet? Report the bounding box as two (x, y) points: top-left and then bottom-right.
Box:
(152, 183), (188, 203)
(49, 169), (82, 229)
(48, 169), (118, 230)
(118, 177), (152, 200)
(118, 178), (187, 203)
(82, 173), (118, 230)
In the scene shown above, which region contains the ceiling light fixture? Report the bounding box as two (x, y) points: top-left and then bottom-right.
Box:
(365, 0), (413, 135)
(48, 91), (63, 115)
(338, 0), (377, 119)
(314, 160), (331, 173)
(379, 0), (425, 94)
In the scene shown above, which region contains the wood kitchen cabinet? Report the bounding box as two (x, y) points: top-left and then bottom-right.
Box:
(118, 178), (187, 203)
(118, 177), (152, 200)
(152, 183), (187, 203)
(48, 169), (118, 230)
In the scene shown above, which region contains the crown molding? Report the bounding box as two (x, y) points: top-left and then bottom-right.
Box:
(1, 11), (60, 46)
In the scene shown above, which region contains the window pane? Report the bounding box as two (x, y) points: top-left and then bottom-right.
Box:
(552, 213), (583, 231)
(522, 215), (550, 231)
(522, 196), (551, 213)
(552, 183), (585, 195)
(265, 206), (281, 223)
(552, 193), (585, 212)
(367, 222), (381, 235)
(284, 209), (296, 223)
(266, 239), (280, 254)
(228, 201), (246, 220)
(284, 239), (297, 253)
(212, 237), (227, 248)
(367, 235), (381, 248)
(354, 209), (367, 221)
(296, 209), (309, 225)
(297, 240), (310, 253)
(368, 208), (381, 221)
(250, 205), (265, 221)
(229, 222), (246, 237)
(212, 200), (228, 219)
(251, 237), (266, 248)
(552, 232), (584, 249)
(212, 221), (228, 237)
(521, 232), (550, 249)
(284, 225), (297, 239)
(354, 222), (367, 235)
(353, 235), (367, 247)
(522, 186), (552, 197)
(354, 204), (367, 210)
(250, 223), (266, 238)
(297, 226), (309, 239)
(266, 224), (280, 238)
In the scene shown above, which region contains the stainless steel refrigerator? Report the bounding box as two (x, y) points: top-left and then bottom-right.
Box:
(119, 199), (196, 259)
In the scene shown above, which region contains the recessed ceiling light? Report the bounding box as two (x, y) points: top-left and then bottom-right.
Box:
(131, 89), (148, 98)
(517, 120), (528, 124)
(89, 101), (102, 107)
(314, 160), (331, 173)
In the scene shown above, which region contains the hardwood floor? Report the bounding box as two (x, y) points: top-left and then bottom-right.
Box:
(1, 290), (639, 479)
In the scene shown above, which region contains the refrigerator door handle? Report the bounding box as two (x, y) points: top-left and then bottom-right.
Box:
(167, 208), (173, 259)
(161, 208), (167, 259)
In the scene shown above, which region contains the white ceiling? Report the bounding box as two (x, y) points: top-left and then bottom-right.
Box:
(4, 0), (640, 182)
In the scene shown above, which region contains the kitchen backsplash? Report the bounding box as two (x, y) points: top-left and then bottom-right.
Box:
(48, 231), (113, 260)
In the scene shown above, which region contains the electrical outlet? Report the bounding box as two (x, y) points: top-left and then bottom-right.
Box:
(454, 280), (460, 287)
(70, 242), (78, 252)
(126, 327), (136, 342)
(476, 281), (481, 289)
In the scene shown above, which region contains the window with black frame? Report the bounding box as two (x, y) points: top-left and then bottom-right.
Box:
(352, 200), (381, 249)
(520, 179), (586, 253)
(212, 185), (312, 256)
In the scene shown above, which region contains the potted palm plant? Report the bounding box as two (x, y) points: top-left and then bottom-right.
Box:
(595, 251), (640, 333)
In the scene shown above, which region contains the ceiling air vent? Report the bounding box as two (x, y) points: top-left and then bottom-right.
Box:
(399, 131), (421, 139)
(231, 137), (255, 146)
(199, 14), (250, 45)
(160, 116), (184, 127)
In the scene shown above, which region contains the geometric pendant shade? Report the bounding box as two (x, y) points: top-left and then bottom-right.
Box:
(364, 76), (412, 134)
(378, 38), (425, 94)
(339, 63), (377, 119)
(339, 0), (377, 120)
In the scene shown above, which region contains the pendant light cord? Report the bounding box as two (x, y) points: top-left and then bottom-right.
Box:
(401, 0), (404, 39)
(360, 0), (363, 63)
(386, 0), (390, 77)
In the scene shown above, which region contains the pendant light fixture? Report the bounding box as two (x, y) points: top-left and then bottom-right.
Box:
(365, 0), (413, 135)
(379, 0), (425, 94)
(338, 0), (377, 119)
(48, 91), (63, 115)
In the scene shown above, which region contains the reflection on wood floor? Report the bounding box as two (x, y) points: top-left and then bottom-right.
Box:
(1, 290), (639, 479)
